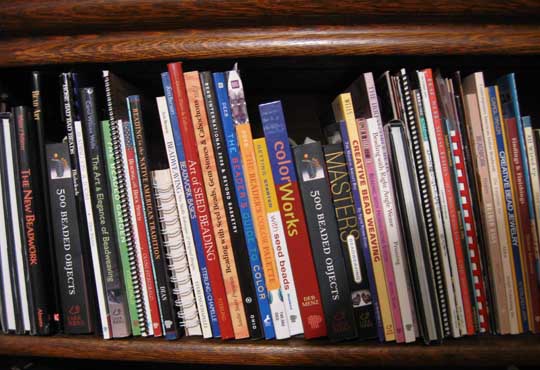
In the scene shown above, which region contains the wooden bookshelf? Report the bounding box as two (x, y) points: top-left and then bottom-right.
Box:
(0, 0), (539, 367)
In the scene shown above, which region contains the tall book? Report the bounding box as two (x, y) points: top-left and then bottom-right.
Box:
(101, 119), (141, 336)
(254, 137), (304, 336)
(160, 72), (213, 338)
(31, 71), (61, 334)
(102, 70), (146, 336)
(260, 100), (327, 339)
(5, 110), (32, 334)
(323, 143), (378, 340)
(0, 113), (17, 333)
(183, 71), (244, 339)
(411, 88), (452, 337)
(522, 117), (540, 332)
(13, 106), (55, 335)
(0, 113), (26, 334)
(127, 95), (180, 340)
(200, 71), (259, 338)
(294, 141), (357, 341)
(214, 71), (273, 339)
(347, 73), (417, 342)
(333, 94), (391, 341)
(46, 142), (94, 333)
(235, 132), (289, 340)
(487, 86), (529, 333)
(119, 116), (161, 336)
(152, 168), (201, 336)
(385, 120), (442, 343)
(168, 61), (231, 339)
(79, 88), (131, 338)
(462, 75), (510, 334)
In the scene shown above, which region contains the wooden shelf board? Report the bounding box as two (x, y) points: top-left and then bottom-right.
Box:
(0, 334), (539, 366)
(0, 24), (540, 67)
(2, 0), (540, 36)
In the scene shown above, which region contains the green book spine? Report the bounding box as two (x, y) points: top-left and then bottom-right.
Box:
(101, 119), (140, 336)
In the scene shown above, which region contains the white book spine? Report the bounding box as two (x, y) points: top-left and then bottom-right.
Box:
(157, 97), (211, 338)
(474, 74), (519, 334)
(418, 71), (462, 337)
(0, 118), (17, 331)
(117, 119), (153, 337)
(366, 116), (416, 343)
(73, 119), (110, 339)
(267, 210), (303, 336)
(524, 124), (540, 264)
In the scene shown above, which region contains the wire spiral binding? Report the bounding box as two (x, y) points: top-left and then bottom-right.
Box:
(152, 171), (201, 333)
(107, 110), (148, 336)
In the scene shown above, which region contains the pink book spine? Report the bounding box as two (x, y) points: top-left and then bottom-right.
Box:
(357, 118), (404, 342)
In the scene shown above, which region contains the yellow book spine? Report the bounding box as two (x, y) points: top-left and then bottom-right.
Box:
(332, 93), (395, 341)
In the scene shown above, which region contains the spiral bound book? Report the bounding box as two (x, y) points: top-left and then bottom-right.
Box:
(152, 169), (202, 336)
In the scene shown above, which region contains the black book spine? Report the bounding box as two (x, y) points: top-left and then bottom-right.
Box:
(81, 88), (131, 338)
(200, 71), (262, 339)
(0, 112), (23, 333)
(46, 142), (94, 334)
(294, 141), (357, 341)
(323, 143), (378, 340)
(32, 71), (61, 334)
(128, 95), (180, 340)
(59, 74), (98, 332)
(15, 106), (55, 335)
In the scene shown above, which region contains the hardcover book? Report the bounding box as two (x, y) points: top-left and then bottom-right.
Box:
(294, 141), (357, 341)
(46, 142), (94, 334)
(260, 100), (327, 339)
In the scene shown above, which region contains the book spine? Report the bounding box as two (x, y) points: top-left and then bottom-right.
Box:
(357, 118), (404, 342)
(521, 116), (540, 331)
(260, 100), (327, 339)
(418, 71), (462, 337)
(333, 94), (390, 341)
(46, 143), (94, 333)
(294, 142), (358, 341)
(365, 74), (418, 342)
(161, 73), (214, 338)
(73, 118), (111, 338)
(199, 72), (252, 339)
(14, 106), (51, 335)
(31, 72), (60, 334)
(423, 69), (470, 336)
(475, 75), (519, 334)
(236, 131), (288, 340)
(121, 118), (162, 337)
(323, 143), (378, 340)
(413, 88), (452, 337)
(168, 62), (231, 339)
(183, 71), (242, 339)
(101, 119), (141, 336)
(127, 95), (179, 339)
(488, 86), (529, 332)
(254, 137), (304, 336)
(214, 72), (273, 339)
(103, 72), (146, 337)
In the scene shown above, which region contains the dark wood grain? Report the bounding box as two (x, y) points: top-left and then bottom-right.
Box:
(1, 0), (540, 36)
(1, 24), (540, 67)
(0, 335), (539, 367)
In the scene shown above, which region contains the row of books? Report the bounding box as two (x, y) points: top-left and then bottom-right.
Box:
(0, 62), (539, 344)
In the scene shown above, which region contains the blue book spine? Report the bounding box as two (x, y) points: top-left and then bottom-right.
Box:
(161, 72), (220, 337)
(339, 121), (384, 342)
(488, 86), (528, 331)
(212, 72), (275, 339)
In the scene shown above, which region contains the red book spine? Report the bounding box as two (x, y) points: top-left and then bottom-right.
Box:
(424, 69), (475, 334)
(167, 62), (234, 339)
(449, 128), (490, 333)
(124, 123), (162, 337)
(505, 117), (540, 333)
